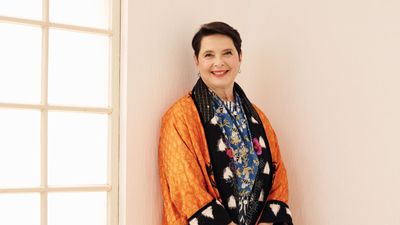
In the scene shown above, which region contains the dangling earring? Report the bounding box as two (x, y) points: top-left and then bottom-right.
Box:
(197, 72), (201, 76)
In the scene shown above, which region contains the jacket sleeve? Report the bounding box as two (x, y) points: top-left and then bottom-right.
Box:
(255, 107), (294, 225)
(159, 110), (232, 225)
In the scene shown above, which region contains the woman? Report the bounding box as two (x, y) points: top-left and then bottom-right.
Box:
(159, 22), (293, 225)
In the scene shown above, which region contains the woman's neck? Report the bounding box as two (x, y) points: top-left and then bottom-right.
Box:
(210, 87), (235, 102)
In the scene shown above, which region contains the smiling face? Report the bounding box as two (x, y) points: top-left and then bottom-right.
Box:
(194, 34), (242, 98)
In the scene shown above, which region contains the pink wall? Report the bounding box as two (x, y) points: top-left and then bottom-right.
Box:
(121, 0), (400, 224)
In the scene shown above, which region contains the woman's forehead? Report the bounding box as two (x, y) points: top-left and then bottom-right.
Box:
(200, 35), (235, 52)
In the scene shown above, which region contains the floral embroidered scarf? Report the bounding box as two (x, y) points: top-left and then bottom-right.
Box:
(210, 91), (260, 197)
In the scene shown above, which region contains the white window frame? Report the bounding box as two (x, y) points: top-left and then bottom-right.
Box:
(0, 0), (120, 225)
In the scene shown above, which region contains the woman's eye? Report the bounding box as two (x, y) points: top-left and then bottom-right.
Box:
(204, 54), (213, 57)
(224, 51), (233, 55)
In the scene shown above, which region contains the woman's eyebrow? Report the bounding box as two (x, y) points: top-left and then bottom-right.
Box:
(202, 50), (214, 54)
(203, 49), (233, 54)
(222, 48), (234, 52)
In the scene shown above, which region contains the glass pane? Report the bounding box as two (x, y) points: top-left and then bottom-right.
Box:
(50, 0), (109, 29)
(0, 109), (40, 187)
(48, 192), (107, 225)
(48, 29), (109, 107)
(0, 0), (42, 20)
(0, 194), (40, 225)
(0, 23), (41, 104)
(48, 112), (108, 185)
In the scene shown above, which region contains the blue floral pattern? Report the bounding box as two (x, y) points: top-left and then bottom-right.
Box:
(210, 91), (260, 197)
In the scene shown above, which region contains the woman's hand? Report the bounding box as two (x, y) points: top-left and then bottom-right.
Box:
(228, 222), (237, 225)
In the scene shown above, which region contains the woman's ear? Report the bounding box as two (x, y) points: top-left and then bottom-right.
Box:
(193, 54), (199, 66)
(239, 51), (243, 62)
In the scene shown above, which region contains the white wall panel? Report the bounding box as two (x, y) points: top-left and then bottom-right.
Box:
(121, 0), (400, 224)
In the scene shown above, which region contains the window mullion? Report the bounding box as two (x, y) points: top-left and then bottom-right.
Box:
(108, 0), (120, 225)
(0, 185), (112, 193)
(40, 1), (49, 225)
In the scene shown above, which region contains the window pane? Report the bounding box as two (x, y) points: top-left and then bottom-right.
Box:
(0, 0), (42, 20)
(48, 192), (106, 225)
(0, 109), (40, 187)
(48, 112), (108, 185)
(0, 194), (40, 225)
(48, 29), (109, 107)
(0, 23), (41, 104)
(49, 0), (109, 29)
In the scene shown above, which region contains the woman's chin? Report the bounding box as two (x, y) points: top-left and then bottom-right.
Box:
(210, 80), (235, 90)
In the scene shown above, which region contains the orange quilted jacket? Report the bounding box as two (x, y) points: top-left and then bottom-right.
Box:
(159, 93), (291, 225)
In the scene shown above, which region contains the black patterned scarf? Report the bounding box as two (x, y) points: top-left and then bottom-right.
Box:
(191, 78), (275, 225)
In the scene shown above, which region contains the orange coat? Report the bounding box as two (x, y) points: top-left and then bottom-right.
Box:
(159, 93), (291, 225)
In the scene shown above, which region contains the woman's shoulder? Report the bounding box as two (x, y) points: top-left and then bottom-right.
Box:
(251, 103), (274, 129)
(161, 92), (196, 122)
(251, 103), (267, 120)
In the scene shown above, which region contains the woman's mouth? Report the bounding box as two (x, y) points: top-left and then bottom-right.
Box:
(211, 70), (229, 77)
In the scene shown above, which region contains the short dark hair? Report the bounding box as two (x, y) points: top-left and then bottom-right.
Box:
(192, 21), (242, 58)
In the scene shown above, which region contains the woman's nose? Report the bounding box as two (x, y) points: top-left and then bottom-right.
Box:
(213, 56), (225, 67)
